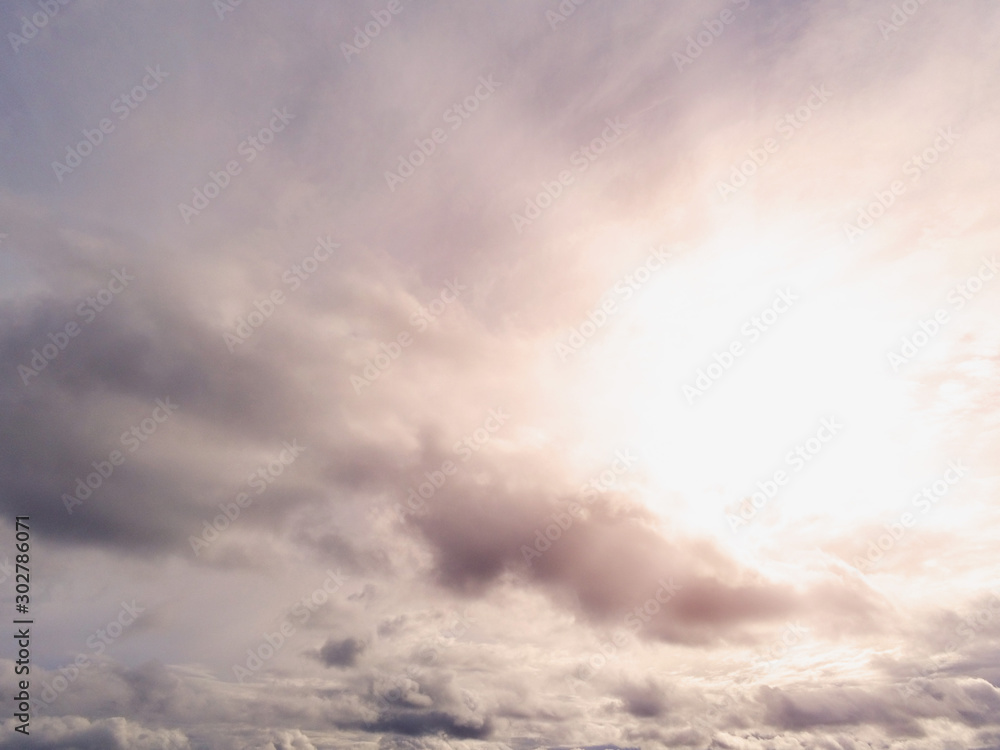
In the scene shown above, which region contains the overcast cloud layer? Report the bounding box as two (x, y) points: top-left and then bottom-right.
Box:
(1, 1), (1000, 748)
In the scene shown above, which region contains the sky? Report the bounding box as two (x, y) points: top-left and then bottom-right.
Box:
(1, 0), (999, 748)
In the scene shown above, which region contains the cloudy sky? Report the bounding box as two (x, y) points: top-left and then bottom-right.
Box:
(1, 0), (999, 748)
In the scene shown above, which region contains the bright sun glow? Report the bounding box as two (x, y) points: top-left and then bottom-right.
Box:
(553, 224), (950, 558)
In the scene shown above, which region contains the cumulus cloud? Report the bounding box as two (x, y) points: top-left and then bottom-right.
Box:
(0, 716), (189, 750)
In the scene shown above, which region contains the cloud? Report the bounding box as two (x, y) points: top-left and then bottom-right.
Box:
(316, 637), (368, 668)
(2, 0), (1000, 747)
(0, 716), (190, 750)
(615, 678), (670, 719)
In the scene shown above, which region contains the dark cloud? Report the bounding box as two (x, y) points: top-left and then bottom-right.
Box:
(316, 637), (367, 668)
(615, 678), (670, 718)
(408, 471), (882, 644)
(363, 710), (493, 739)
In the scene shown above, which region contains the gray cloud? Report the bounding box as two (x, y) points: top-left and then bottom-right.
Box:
(316, 637), (368, 669)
